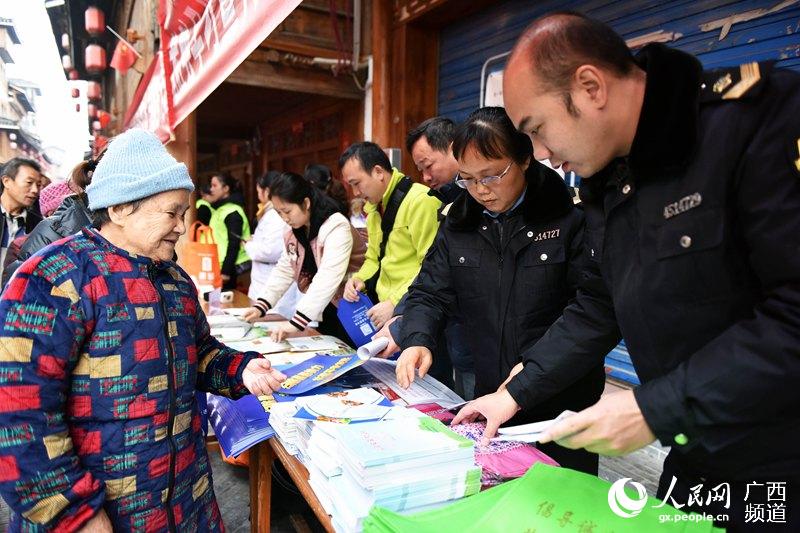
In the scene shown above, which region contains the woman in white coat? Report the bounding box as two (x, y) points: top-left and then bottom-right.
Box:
(243, 172), (366, 343)
(244, 171), (300, 317)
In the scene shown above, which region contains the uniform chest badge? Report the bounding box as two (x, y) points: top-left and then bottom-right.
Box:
(663, 192), (703, 219)
(533, 228), (560, 241)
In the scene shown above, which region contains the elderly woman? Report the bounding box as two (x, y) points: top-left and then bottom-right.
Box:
(0, 129), (285, 532)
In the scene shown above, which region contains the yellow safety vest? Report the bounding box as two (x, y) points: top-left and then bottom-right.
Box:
(209, 202), (251, 266)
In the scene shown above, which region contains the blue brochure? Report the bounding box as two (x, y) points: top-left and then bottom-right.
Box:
(279, 353), (366, 395)
(272, 384), (349, 402)
(337, 292), (377, 347)
(206, 393), (276, 458)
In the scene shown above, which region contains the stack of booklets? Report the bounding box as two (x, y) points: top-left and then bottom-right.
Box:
(268, 401), (301, 455)
(296, 419), (343, 478)
(310, 413), (481, 532)
(206, 314), (257, 341)
(273, 387), (396, 460)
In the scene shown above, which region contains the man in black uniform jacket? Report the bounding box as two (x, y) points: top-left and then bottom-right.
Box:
(453, 11), (800, 531)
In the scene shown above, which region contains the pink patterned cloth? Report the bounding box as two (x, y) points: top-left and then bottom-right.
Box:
(411, 403), (559, 487)
(450, 422), (560, 487)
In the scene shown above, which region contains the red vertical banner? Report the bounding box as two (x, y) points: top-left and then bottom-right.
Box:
(124, 53), (172, 142)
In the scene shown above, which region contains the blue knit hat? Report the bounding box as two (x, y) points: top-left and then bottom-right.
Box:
(86, 128), (195, 210)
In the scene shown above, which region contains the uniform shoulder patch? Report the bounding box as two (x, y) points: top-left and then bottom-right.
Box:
(700, 61), (774, 103)
(793, 138), (800, 175)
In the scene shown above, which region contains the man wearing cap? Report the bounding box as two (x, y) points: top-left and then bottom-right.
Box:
(0, 128), (286, 532)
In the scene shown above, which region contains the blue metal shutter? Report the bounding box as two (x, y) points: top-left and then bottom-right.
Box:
(438, 0), (800, 385)
(438, 0), (800, 122)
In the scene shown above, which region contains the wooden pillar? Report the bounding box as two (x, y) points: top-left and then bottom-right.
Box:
(167, 111), (198, 264)
(371, 0), (392, 147)
(167, 111), (197, 182)
(371, 0), (439, 164)
(250, 442), (274, 533)
(398, 24), (438, 149)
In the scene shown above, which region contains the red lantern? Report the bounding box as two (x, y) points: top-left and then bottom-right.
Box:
(71, 88), (80, 98)
(85, 44), (106, 73)
(68, 69), (79, 80)
(97, 110), (111, 129)
(88, 104), (98, 118)
(87, 81), (102, 101)
(85, 7), (105, 36)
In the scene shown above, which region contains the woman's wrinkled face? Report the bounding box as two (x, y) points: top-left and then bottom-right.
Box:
(271, 195), (311, 229)
(116, 189), (191, 261)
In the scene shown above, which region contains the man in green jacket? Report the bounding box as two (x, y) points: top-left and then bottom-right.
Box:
(341, 142), (441, 329)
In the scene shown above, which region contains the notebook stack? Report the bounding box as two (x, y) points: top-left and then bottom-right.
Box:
(296, 419), (343, 478)
(268, 401), (301, 455)
(291, 387), (394, 474)
(206, 314), (254, 341)
(318, 413), (482, 532)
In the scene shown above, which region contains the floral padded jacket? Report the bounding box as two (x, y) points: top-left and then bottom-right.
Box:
(0, 227), (259, 532)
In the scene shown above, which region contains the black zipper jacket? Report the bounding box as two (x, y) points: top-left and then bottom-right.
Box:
(400, 164), (605, 420)
(506, 44), (800, 480)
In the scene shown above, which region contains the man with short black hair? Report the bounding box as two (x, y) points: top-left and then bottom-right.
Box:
(0, 158), (43, 280)
(340, 142), (441, 333)
(454, 11), (800, 530)
(406, 117), (462, 205)
(400, 117), (474, 397)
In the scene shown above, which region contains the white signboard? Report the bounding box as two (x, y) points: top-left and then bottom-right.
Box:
(484, 70), (504, 107)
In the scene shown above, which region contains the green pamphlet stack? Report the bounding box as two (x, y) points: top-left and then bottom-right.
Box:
(363, 463), (724, 532)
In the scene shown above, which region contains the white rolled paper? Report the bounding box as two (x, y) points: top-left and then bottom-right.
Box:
(356, 337), (390, 360)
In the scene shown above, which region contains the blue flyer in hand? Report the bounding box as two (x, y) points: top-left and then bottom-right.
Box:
(206, 393), (276, 457)
(337, 292), (376, 347)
